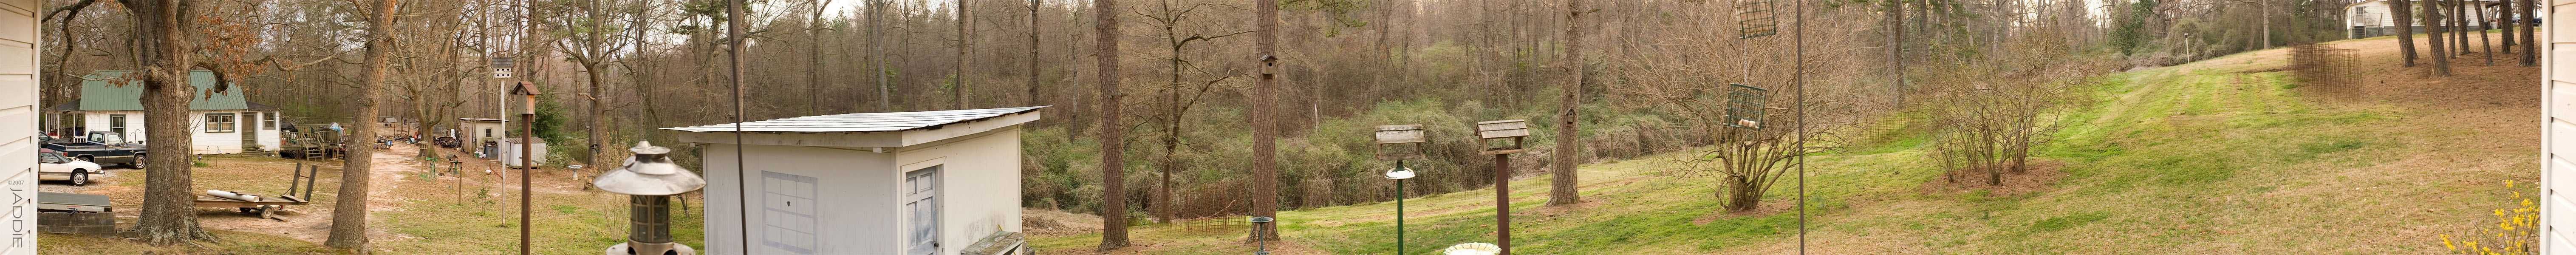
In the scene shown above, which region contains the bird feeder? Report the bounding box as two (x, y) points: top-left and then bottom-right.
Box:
(595, 141), (706, 255)
(1475, 120), (1530, 155)
(1736, 0), (1778, 39)
(1724, 83), (1768, 130)
(1374, 125), (1428, 160)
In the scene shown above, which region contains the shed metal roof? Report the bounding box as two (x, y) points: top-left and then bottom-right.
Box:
(664, 106), (1049, 133)
(69, 71), (250, 111)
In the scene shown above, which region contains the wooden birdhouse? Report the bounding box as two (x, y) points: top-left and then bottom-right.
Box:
(1373, 125), (1427, 160)
(1475, 119), (1530, 155)
(509, 81), (541, 115)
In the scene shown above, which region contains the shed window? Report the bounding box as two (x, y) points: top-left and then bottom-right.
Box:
(263, 111), (278, 130)
(205, 113), (236, 133)
(108, 114), (126, 135)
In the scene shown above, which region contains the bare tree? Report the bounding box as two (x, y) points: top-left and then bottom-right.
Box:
(1094, 0), (1131, 250)
(1137, 0), (1247, 223)
(326, 0), (396, 249)
(540, 0), (632, 184)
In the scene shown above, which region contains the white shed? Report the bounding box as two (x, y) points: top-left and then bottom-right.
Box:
(670, 106), (1043, 255)
(500, 136), (546, 168)
(457, 118), (506, 155)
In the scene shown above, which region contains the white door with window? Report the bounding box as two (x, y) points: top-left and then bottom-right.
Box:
(904, 167), (940, 255)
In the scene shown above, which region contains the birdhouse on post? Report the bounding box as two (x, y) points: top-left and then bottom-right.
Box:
(1476, 120), (1530, 155)
(509, 82), (541, 114)
(1374, 125), (1427, 160)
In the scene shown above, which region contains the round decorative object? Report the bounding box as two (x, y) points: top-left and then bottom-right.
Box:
(1384, 167), (1416, 180)
(1248, 216), (1275, 223)
(1440, 243), (1499, 255)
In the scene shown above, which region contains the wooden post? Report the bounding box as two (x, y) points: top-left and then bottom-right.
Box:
(1494, 153), (1510, 255)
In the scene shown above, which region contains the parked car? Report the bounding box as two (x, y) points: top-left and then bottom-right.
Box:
(37, 149), (100, 186)
(42, 130), (146, 168)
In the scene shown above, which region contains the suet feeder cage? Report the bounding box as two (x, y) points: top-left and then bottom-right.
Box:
(1736, 0), (1778, 39)
(1724, 83), (1768, 130)
(1475, 120), (1531, 155)
(1374, 125), (1428, 160)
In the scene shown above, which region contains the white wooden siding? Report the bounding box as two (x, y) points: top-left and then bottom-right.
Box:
(0, 0), (35, 252)
(2545, 0), (2576, 252)
(74, 110), (276, 155)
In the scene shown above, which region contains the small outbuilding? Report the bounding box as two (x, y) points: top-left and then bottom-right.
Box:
(500, 136), (546, 168)
(46, 71), (283, 155)
(671, 106), (1043, 255)
(457, 118), (506, 155)
(2342, 0), (2517, 39)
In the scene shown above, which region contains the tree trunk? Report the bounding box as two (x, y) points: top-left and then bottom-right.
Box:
(810, 0), (828, 116)
(957, 0), (971, 110)
(874, 0), (891, 112)
(1547, 0), (1581, 207)
(2455, 0), (2470, 55)
(1020, 0), (1030, 108)
(2426, 0), (2450, 76)
(1094, 0), (1131, 251)
(2525, 0), (2538, 66)
(2501, 0), (2515, 53)
(2395, 0), (2417, 67)
(1891, 0), (1906, 104)
(124, 0), (216, 246)
(2478, 0), (2492, 65)
(1249, 0), (1279, 242)
(326, 0), (397, 249)
(583, 0), (610, 190)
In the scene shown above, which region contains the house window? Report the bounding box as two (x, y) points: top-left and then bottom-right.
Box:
(205, 113), (236, 133)
(263, 111), (278, 130)
(108, 114), (126, 135)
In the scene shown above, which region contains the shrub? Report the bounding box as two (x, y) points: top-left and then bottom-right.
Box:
(2440, 180), (2537, 255)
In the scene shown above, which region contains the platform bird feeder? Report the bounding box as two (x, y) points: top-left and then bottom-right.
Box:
(1374, 125), (1428, 160)
(1474, 120), (1530, 155)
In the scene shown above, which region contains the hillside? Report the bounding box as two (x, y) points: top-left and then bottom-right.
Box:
(1029, 33), (2539, 254)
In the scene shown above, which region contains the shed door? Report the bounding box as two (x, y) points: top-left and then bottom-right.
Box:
(758, 171), (818, 255)
(905, 167), (940, 255)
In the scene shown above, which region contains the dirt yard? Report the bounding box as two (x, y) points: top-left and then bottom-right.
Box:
(37, 126), (621, 253)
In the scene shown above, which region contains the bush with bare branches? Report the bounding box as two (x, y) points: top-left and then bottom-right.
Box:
(1916, 35), (2107, 186)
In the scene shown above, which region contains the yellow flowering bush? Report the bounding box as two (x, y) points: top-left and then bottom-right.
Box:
(2441, 180), (2537, 255)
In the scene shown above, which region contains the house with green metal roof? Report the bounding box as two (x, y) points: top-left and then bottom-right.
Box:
(45, 71), (283, 155)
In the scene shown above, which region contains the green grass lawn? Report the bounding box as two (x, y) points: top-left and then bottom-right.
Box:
(1035, 39), (2532, 254)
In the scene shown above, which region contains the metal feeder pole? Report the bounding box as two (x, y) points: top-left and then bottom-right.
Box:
(1394, 160), (1407, 255)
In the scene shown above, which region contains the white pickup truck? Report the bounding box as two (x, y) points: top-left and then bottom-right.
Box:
(38, 148), (101, 186)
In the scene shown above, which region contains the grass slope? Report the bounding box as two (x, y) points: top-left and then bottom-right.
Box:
(1035, 36), (2534, 254)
